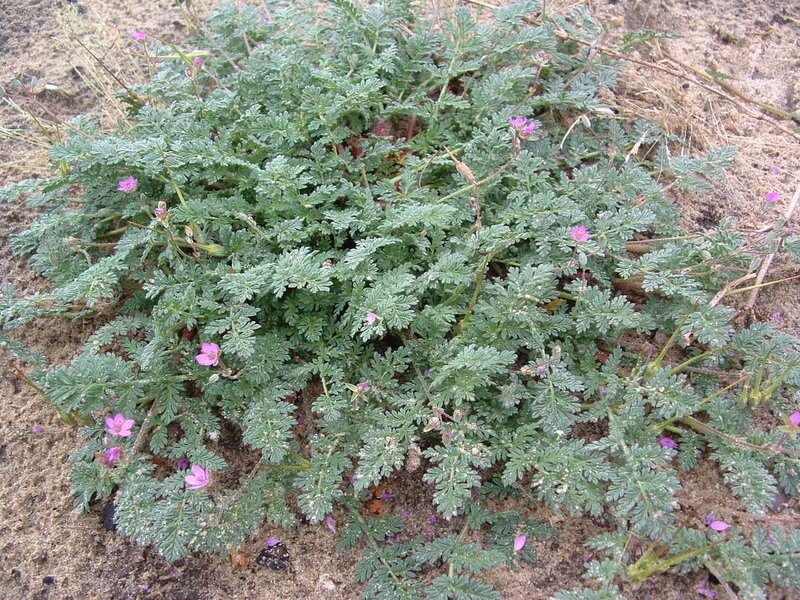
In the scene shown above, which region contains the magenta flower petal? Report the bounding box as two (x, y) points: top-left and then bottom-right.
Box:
(522, 121), (538, 136)
(508, 117), (528, 129)
(195, 342), (221, 366)
(131, 30), (147, 41)
(659, 436), (678, 449)
(33, 425), (44, 433)
(193, 57), (203, 67)
(265, 536), (280, 547)
(513, 534), (528, 553)
(570, 225), (592, 243)
(697, 579), (718, 598)
(116, 176), (138, 192)
(356, 381), (370, 392)
(788, 412), (800, 427)
(184, 465), (211, 490)
(105, 447), (122, 466)
(325, 515), (337, 533)
(765, 191), (781, 203)
(105, 413), (135, 437)
(366, 312), (378, 324)
(708, 520), (731, 532)
(201, 342), (219, 355)
(195, 353), (216, 366)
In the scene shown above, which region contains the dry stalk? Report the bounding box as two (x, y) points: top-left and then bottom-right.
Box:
(744, 182), (800, 315)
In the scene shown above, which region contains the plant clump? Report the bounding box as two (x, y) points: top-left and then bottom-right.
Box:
(2, 1), (800, 598)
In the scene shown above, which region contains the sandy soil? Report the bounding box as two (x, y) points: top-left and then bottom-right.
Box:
(1, 1), (798, 599)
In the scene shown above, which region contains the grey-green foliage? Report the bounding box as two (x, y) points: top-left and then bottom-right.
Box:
(2, 0), (800, 598)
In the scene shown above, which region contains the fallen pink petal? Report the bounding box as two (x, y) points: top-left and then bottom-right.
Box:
(105, 413), (135, 437)
(196, 342), (221, 366)
(116, 176), (138, 192)
(131, 30), (147, 41)
(33, 425), (44, 433)
(697, 579), (718, 598)
(184, 465), (212, 490)
(513, 534), (527, 553)
(770, 166), (781, 175)
(265, 536), (280, 547)
(789, 412), (800, 427)
(765, 191), (781, 203)
(708, 520), (731, 532)
(326, 515), (336, 533)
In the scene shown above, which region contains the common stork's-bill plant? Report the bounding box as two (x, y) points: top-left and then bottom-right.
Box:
(2, 1), (800, 598)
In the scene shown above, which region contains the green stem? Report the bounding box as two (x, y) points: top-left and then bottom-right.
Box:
(644, 315), (688, 379)
(448, 521), (470, 578)
(628, 540), (726, 582)
(649, 374), (749, 431)
(350, 507), (407, 589)
(669, 346), (732, 376)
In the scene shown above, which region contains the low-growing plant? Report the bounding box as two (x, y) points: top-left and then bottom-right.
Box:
(2, 1), (800, 598)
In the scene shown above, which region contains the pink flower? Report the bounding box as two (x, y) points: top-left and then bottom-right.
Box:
(356, 381), (371, 392)
(105, 413), (135, 437)
(325, 515), (336, 533)
(131, 30), (147, 41)
(765, 191), (781, 203)
(571, 226), (592, 243)
(193, 57), (203, 68)
(659, 437), (678, 449)
(184, 465), (212, 490)
(176, 457), (190, 470)
(195, 342), (221, 366)
(513, 534), (528, 553)
(522, 121), (538, 136)
(508, 117), (528, 129)
(33, 425), (44, 433)
(366, 312), (378, 324)
(154, 205), (167, 220)
(789, 412), (800, 427)
(104, 447), (122, 466)
(117, 176), (138, 192)
(265, 536), (280, 547)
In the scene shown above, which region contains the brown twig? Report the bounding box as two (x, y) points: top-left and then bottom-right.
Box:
(681, 415), (800, 457)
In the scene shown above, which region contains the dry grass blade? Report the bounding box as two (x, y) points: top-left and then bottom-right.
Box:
(744, 181), (800, 315)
